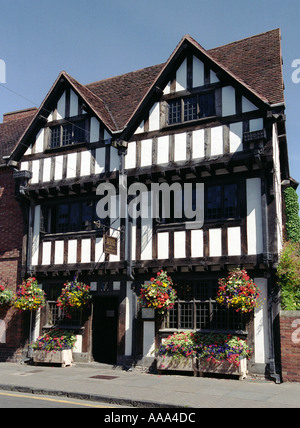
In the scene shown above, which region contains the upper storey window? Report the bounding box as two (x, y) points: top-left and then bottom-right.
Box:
(168, 92), (215, 125)
(49, 120), (86, 149)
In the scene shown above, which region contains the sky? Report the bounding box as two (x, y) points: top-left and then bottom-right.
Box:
(0, 0), (300, 201)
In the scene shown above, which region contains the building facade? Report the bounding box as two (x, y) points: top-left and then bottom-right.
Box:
(6, 29), (292, 377)
(0, 108), (37, 360)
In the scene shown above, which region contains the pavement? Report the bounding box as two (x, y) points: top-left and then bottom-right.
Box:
(0, 361), (300, 408)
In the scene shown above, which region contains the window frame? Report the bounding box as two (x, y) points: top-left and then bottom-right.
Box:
(164, 279), (246, 332)
(41, 199), (104, 235)
(167, 91), (216, 126)
(49, 119), (87, 149)
(205, 182), (241, 223)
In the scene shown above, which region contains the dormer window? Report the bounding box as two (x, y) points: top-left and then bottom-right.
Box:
(168, 92), (215, 125)
(49, 119), (86, 148)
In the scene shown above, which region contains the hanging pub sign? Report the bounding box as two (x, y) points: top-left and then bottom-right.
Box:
(103, 234), (118, 255)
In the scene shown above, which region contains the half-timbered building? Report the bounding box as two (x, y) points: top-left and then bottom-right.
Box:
(6, 29), (291, 378)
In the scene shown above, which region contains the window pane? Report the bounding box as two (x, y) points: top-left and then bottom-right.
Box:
(184, 97), (197, 121)
(168, 100), (181, 124)
(82, 201), (94, 230)
(62, 124), (73, 146)
(224, 184), (238, 218)
(57, 204), (69, 233)
(199, 93), (215, 118)
(69, 203), (80, 231)
(180, 303), (193, 329)
(50, 126), (60, 148)
(196, 303), (210, 329)
(207, 185), (222, 220)
(74, 120), (86, 143)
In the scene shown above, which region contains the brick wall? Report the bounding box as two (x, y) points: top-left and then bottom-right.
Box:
(280, 311), (300, 382)
(0, 167), (26, 361)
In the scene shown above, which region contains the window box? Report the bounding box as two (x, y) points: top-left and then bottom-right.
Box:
(156, 356), (197, 375)
(33, 349), (73, 367)
(196, 356), (247, 380)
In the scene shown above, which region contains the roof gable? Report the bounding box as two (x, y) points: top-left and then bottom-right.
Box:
(207, 28), (284, 105)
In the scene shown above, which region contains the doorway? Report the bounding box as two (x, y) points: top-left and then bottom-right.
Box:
(92, 297), (119, 364)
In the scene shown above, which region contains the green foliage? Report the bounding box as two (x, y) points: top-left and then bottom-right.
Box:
(284, 187), (300, 244)
(277, 241), (300, 310)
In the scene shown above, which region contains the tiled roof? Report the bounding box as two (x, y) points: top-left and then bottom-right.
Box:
(207, 29), (284, 105)
(0, 112), (36, 164)
(85, 63), (164, 132)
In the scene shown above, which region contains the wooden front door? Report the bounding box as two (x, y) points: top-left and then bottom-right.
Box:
(92, 297), (119, 364)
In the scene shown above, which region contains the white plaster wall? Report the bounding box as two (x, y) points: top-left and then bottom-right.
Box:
(229, 122), (243, 153)
(209, 228), (222, 257)
(157, 136), (169, 164)
(192, 129), (205, 159)
(210, 126), (223, 156)
(31, 205), (41, 266)
(54, 155), (64, 181)
(242, 96), (258, 113)
(31, 160), (40, 184)
(246, 178), (263, 255)
(193, 56), (204, 87)
(35, 129), (44, 153)
(125, 142), (136, 169)
(95, 148), (105, 174)
(125, 281), (133, 356)
(69, 90), (78, 117)
(80, 150), (91, 176)
(81, 238), (91, 263)
(191, 229), (203, 257)
(68, 240), (77, 264)
(54, 240), (64, 265)
(148, 102), (160, 131)
(227, 226), (241, 256)
(143, 321), (155, 357)
(174, 231), (186, 258)
(176, 58), (187, 92)
(157, 232), (169, 259)
(254, 278), (269, 364)
(140, 139), (152, 167)
(42, 241), (51, 265)
(222, 86), (236, 117)
(174, 133), (186, 162)
(66, 153), (77, 179)
(43, 158), (51, 182)
(90, 117), (100, 143)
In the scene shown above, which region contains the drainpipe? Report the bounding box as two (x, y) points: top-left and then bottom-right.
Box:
(260, 173), (281, 383)
(268, 285), (281, 384)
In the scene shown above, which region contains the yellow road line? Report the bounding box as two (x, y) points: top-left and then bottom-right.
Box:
(0, 391), (114, 408)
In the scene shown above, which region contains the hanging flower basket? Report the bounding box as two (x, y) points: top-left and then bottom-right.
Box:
(216, 268), (260, 313)
(12, 277), (46, 311)
(0, 285), (14, 307)
(139, 270), (177, 314)
(57, 278), (91, 315)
